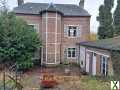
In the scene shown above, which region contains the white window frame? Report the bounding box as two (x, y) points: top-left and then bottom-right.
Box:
(64, 25), (80, 38)
(67, 47), (77, 59)
(86, 49), (110, 57)
(28, 24), (39, 33)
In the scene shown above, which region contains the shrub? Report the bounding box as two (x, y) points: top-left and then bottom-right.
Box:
(0, 11), (41, 70)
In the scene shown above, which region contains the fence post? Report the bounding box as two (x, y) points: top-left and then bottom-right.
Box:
(3, 68), (5, 90)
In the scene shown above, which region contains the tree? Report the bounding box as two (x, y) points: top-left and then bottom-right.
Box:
(97, 0), (114, 39)
(89, 32), (97, 41)
(113, 0), (120, 36)
(0, 11), (41, 69)
(0, 0), (8, 11)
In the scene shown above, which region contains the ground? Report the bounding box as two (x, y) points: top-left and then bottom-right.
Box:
(0, 66), (110, 90)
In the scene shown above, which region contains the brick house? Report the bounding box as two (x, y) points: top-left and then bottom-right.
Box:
(14, 0), (90, 65)
(79, 37), (120, 76)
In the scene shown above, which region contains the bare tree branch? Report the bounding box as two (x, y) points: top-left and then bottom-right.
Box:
(0, 0), (8, 12)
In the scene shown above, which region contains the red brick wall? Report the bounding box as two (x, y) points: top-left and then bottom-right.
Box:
(41, 12), (62, 64)
(96, 54), (100, 75)
(85, 47), (114, 76)
(61, 17), (90, 63)
(16, 13), (90, 65)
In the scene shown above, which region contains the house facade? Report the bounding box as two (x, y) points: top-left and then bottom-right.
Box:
(14, 0), (90, 65)
(79, 37), (120, 76)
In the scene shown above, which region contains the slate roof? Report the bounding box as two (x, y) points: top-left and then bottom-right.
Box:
(79, 37), (120, 51)
(13, 3), (91, 16)
(40, 3), (63, 15)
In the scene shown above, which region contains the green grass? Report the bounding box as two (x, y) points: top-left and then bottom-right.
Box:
(80, 76), (110, 90)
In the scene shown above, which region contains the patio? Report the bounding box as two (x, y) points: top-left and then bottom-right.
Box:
(0, 64), (110, 90)
(20, 64), (81, 89)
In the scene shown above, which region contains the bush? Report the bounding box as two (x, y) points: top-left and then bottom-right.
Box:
(0, 11), (41, 69)
(111, 51), (120, 78)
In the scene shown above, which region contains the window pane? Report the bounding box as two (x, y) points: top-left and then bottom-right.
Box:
(73, 27), (77, 29)
(72, 48), (76, 57)
(68, 30), (71, 36)
(102, 57), (105, 64)
(72, 50), (76, 57)
(29, 25), (34, 29)
(101, 56), (109, 75)
(103, 69), (105, 75)
(68, 48), (71, 51)
(68, 26), (77, 37)
(73, 30), (76, 36)
(68, 50), (71, 57)
(67, 48), (76, 58)
(72, 48), (75, 51)
(70, 29), (74, 36)
(103, 63), (105, 69)
(69, 26), (72, 29)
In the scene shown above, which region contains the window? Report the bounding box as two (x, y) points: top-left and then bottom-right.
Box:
(29, 25), (34, 29)
(64, 25), (80, 37)
(28, 24), (39, 33)
(67, 48), (76, 58)
(68, 26), (77, 37)
(100, 56), (108, 76)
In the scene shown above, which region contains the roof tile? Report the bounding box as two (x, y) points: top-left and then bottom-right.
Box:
(13, 3), (91, 16)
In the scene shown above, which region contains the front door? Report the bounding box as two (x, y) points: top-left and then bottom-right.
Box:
(92, 53), (96, 75)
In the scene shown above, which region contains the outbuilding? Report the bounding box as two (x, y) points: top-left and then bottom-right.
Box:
(79, 37), (120, 76)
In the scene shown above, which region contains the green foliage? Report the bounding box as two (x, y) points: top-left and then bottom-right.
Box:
(111, 51), (120, 79)
(80, 76), (110, 90)
(97, 0), (114, 39)
(113, 0), (120, 36)
(0, 11), (41, 69)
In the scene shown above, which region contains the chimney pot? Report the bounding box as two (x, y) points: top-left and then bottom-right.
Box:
(79, 0), (84, 8)
(18, 0), (24, 6)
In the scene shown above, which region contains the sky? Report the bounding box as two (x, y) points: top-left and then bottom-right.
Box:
(6, 0), (108, 33)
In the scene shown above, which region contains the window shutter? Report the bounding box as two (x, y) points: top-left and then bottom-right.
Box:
(64, 25), (68, 37)
(77, 26), (80, 37)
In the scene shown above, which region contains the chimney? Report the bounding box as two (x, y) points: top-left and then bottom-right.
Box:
(18, 0), (24, 6)
(79, 0), (84, 8)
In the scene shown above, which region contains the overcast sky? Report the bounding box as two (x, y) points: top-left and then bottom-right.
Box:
(7, 0), (109, 33)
